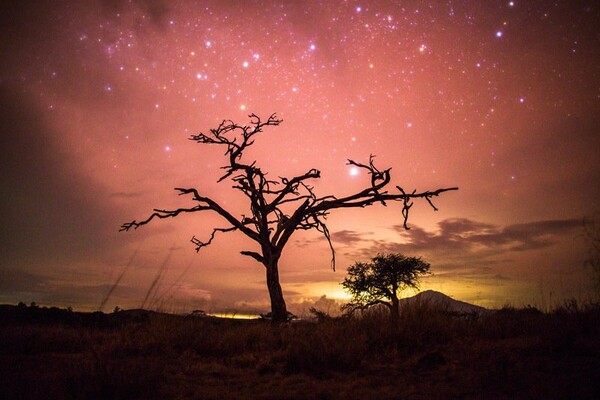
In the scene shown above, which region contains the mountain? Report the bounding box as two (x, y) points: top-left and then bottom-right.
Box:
(401, 290), (487, 314)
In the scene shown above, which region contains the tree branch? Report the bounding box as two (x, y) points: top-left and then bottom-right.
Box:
(240, 251), (265, 263)
(189, 113), (282, 182)
(191, 227), (237, 252)
(173, 187), (261, 242)
(267, 169), (321, 211)
(309, 185), (458, 226)
(342, 299), (392, 314)
(119, 204), (211, 231)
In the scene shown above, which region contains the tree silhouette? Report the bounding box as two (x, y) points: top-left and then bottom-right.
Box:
(121, 114), (457, 323)
(342, 253), (431, 325)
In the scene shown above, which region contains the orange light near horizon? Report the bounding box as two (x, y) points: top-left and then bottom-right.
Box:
(209, 312), (260, 320)
(298, 282), (353, 302)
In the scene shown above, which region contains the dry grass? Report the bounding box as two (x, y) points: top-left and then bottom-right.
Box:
(1, 300), (599, 399)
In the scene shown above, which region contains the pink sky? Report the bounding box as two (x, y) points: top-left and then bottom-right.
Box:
(1, 1), (598, 314)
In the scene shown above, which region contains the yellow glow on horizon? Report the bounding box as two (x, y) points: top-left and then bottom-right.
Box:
(298, 282), (353, 301)
(209, 312), (260, 319)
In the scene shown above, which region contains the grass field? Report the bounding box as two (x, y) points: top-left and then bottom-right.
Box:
(1, 300), (599, 399)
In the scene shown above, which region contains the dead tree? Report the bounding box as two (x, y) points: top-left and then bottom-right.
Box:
(121, 113), (458, 323)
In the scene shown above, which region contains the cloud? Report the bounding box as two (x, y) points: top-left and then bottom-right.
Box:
(331, 229), (371, 245)
(399, 217), (579, 253)
(110, 191), (144, 199)
(0, 266), (125, 308)
(0, 85), (124, 268)
(292, 218), (582, 286)
(291, 295), (343, 317)
(296, 229), (372, 248)
(0, 268), (51, 294)
(208, 286), (302, 314)
(351, 217), (582, 269)
(282, 270), (341, 284)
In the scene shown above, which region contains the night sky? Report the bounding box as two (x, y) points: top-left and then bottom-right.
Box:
(1, 1), (598, 314)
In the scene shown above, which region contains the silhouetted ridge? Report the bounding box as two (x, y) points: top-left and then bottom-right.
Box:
(402, 290), (487, 314)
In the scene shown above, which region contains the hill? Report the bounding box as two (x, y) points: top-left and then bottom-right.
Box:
(402, 290), (487, 314)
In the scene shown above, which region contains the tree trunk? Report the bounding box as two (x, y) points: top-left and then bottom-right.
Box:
(265, 258), (288, 323)
(390, 295), (400, 330)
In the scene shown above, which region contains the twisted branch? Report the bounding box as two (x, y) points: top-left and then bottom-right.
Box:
(191, 227), (237, 252)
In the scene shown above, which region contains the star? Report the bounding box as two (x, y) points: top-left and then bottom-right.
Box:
(2, 0), (597, 315)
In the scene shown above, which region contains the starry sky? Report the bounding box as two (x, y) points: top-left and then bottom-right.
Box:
(1, 0), (598, 314)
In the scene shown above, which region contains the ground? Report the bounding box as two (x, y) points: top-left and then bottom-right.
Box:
(1, 302), (599, 399)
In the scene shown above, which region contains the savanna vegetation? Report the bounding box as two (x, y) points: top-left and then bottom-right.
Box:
(1, 299), (599, 400)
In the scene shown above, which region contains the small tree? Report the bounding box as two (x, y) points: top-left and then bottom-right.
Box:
(342, 253), (431, 325)
(121, 114), (456, 323)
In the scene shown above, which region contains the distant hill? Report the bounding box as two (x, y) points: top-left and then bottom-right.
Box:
(401, 290), (487, 314)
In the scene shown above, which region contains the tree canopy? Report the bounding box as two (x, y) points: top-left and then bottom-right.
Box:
(342, 253), (431, 323)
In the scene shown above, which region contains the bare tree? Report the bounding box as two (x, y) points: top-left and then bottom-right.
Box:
(120, 114), (457, 323)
